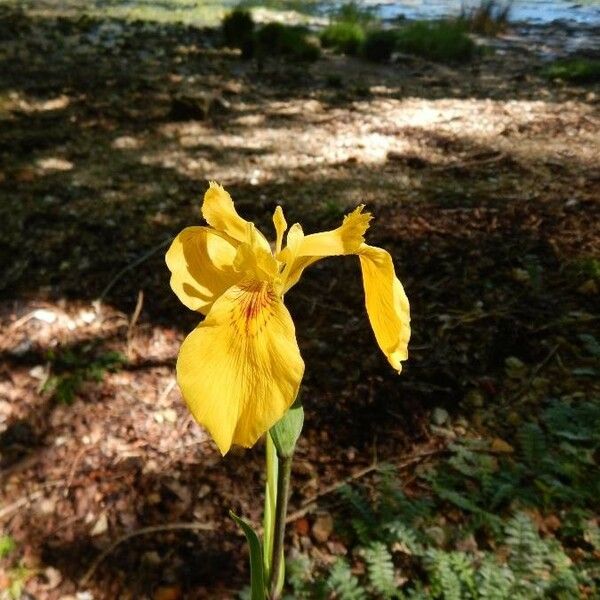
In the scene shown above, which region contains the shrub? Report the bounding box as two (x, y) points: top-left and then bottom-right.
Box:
(221, 8), (254, 58)
(396, 20), (476, 63)
(334, 0), (375, 25)
(320, 21), (365, 56)
(543, 58), (600, 84)
(255, 23), (321, 63)
(362, 29), (399, 62)
(459, 0), (511, 36)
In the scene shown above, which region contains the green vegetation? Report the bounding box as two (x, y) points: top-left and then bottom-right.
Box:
(543, 58), (600, 84)
(222, 8), (255, 58)
(285, 399), (600, 598)
(331, 0), (375, 25)
(319, 1), (477, 65)
(220, 9), (320, 62)
(255, 22), (321, 62)
(43, 346), (127, 405)
(459, 0), (512, 36)
(320, 22), (365, 56)
(319, 1), (374, 56)
(0, 535), (16, 559)
(395, 21), (476, 63)
(362, 29), (399, 63)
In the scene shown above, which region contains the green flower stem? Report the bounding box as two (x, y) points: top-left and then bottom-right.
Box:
(263, 433), (278, 582)
(269, 454), (292, 600)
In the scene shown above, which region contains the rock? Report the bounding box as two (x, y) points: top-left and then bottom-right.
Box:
(424, 526), (446, 547)
(112, 135), (140, 150)
(37, 157), (74, 171)
(578, 279), (598, 295)
(490, 438), (514, 453)
(431, 407), (449, 426)
(153, 585), (182, 600)
(312, 513), (334, 543)
(464, 389), (485, 408)
(169, 93), (229, 121)
(294, 517), (310, 536)
(90, 512), (108, 536)
(511, 267), (530, 283)
(33, 308), (57, 324)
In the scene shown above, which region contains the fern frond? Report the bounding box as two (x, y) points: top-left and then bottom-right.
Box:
(476, 559), (514, 600)
(385, 520), (425, 556)
(327, 558), (367, 600)
(364, 541), (398, 599)
(518, 423), (547, 469)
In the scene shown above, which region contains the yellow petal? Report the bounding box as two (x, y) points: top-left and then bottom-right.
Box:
(358, 244), (410, 372)
(176, 279), (305, 454)
(273, 205), (287, 255)
(202, 182), (270, 251)
(296, 205), (372, 257)
(165, 226), (240, 314)
(280, 207), (372, 292)
(233, 223), (279, 282)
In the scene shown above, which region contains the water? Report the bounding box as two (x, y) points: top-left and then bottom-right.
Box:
(346, 1), (600, 25)
(231, 0), (600, 25)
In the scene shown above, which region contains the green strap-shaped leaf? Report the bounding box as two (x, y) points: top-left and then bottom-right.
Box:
(230, 511), (267, 600)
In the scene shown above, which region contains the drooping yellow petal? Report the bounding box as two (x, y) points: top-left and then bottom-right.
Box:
(296, 205), (372, 257)
(358, 244), (410, 372)
(201, 182), (270, 251)
(280, 207), (372, 292)
(165, 226), (240, 314)
(176, 278), (305, 454)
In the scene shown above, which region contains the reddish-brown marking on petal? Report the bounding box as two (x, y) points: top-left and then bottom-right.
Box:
(230, 281), (278, 337)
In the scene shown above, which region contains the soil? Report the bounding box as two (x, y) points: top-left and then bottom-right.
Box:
(0, 5), (598, 599)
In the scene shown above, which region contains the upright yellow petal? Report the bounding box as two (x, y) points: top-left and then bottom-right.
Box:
(358, 244), (410, 372)
(201, 182), (270, 251)
(273, 205), (287, 255)
(176, 278), (305, 454)
(165, 226), (240, 314)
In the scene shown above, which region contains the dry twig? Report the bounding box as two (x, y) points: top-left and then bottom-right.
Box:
(80, 522), (216, 586)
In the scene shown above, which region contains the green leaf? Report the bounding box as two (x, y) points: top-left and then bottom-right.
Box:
(230, 512), (266, 600)
(0, 535), (16, 558)
(270, 397), (304, 458)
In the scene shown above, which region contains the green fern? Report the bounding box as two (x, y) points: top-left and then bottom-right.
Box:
(504, 512), (546, 579)
(425, 549), (476, 600)
(385, 520), (425, 556)
(364, 541), (398, 599)
(286, 554), (314, 599)
(584, 520), (600, 551)
(476, 559), (514, 600)
(518, 423), (547, 470)
(327, 558), (367, 600)
(283, 400), (597, 599)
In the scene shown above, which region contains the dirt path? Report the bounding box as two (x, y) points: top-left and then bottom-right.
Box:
(0, 6), (598, 599)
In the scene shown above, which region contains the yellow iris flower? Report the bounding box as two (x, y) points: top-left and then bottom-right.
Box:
(166, 182), (410, 455)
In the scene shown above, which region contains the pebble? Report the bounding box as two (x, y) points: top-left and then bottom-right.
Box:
(312, 513), (334, 543)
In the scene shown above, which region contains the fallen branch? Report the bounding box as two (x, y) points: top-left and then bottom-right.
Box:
(0, 480), (64, 520)
(285, 448), (444, 525)
(80, 522), (215, 586)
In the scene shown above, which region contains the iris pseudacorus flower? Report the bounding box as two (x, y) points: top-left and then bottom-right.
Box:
(166, 183), (410, 455)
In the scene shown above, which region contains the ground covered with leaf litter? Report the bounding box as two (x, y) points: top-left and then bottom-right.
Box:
(0, 5), (599, 599)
